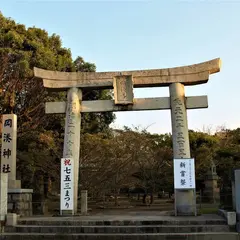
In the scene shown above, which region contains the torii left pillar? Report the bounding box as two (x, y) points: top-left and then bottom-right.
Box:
(62, 87), (82, 214)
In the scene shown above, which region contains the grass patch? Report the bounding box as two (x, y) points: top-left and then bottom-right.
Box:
(198, 207), (218, 214)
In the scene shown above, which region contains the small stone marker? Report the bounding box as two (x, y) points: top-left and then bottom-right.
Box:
(6, 213), (17, 226)
(227, 212), (236, 226)
(81, 190), (88, 215)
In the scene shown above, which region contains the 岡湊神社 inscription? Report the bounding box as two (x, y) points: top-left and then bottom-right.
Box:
(1, 114), (17, 182)
(34, 58), (221, 216)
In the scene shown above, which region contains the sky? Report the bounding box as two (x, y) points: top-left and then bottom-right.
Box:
(1, 0), (240, 134)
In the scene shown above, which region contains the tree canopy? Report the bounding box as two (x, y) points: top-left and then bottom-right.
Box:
(0, 12), (115, 134)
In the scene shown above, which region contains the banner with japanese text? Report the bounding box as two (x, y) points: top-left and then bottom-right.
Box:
(174, 158), (195, 189)
(1, 114), (17, 181)
(61, 158), (74, 211)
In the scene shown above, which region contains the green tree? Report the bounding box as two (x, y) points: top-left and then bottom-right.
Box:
(0, 12), (115, 195)
(189, 130), (219, 179)
(0, 12), (74, 193)
(215, 128), (240, 190)
(0, 12), (74, 133)
(0, 12), (115, 134)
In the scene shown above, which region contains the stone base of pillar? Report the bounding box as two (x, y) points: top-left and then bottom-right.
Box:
(0, 174), (8, 222)
(175, 190), (196, 216)
(8, 180), (21, 189)
(8, 189), (33, 217)
(61, 210), (75, 216)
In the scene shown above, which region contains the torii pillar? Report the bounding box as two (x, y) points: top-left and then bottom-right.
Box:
(170, 82), (193, 215)
(63, 88), (82, 214)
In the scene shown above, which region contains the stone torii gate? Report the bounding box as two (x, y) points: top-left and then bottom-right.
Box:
(34, 58), (221, 215)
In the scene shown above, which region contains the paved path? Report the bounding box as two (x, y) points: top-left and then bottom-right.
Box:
(20, 212), (224, 222)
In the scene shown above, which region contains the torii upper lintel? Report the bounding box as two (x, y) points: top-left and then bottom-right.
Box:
(34, 58), (221, 90)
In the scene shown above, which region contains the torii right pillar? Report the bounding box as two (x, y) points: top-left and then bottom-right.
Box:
(170, 82), (194, 216)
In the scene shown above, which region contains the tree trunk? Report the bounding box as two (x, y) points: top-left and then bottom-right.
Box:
(114, 188), (119, 206)
(43, 174), (49, 198)
(114, 173), (119, 206)
(48, 177), (52, 193)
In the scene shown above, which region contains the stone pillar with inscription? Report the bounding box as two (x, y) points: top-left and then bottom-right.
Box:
(1, 115), (32, 216)
(1, 114), (21, 189)
(63, 87), (81, 214)
(170, 83), (195, 215)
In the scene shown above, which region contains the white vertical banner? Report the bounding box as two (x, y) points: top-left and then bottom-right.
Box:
(174, 158), (195, 189)
(61, 158), (74, 211)
(1, 114), (17, 181)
